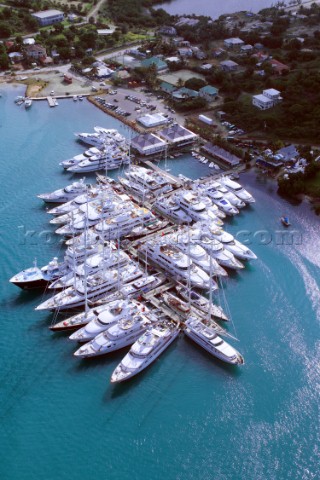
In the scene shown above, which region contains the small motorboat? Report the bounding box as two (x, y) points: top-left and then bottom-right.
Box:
(280, 216), (290, 227)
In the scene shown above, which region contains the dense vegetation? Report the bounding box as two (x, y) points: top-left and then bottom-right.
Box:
(0, 7), (38, 36)
(278, 162), (320, 198)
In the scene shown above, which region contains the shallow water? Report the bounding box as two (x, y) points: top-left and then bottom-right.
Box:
(0, 85), (319, 480)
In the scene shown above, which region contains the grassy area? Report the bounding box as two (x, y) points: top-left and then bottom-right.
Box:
(25, 78), (48, 97)
(304, 170), (320, 192)
(122, 32), (149, 42)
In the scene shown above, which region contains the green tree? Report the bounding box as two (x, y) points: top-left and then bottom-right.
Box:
(0, 22), (12, 38)
(184, 77), (207, 91)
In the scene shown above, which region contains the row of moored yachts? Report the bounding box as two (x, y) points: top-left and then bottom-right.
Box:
(10, 133), (257, 384)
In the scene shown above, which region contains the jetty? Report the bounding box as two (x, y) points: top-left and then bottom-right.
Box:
(47, 96), (58, 107)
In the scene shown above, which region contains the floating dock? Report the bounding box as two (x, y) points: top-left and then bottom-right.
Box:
(47, 96), (58, 107)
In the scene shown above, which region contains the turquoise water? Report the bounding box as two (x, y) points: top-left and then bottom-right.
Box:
(1, 85), (319, 480)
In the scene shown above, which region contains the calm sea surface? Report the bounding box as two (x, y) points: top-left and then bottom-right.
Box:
(158, 0), (274, 18)
(0, 85), (319, 480)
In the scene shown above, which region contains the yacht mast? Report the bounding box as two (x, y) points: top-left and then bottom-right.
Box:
(83, 186), (89, 315)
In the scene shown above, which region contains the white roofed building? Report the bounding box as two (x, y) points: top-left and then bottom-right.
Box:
(32, 10), (64, 26)
(252, 88), (282, 110)
(137, 113), (168, 129)
(224, 37), (244, 49)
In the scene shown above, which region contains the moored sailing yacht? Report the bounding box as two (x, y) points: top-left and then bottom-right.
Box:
(35, 263), (143, 311)
(74, 304), (158, 357)
(138, 240), (213, 290)
(184, 317), (244, 365)
(69, 298), (143, 342)
(175, 285), (228, 322)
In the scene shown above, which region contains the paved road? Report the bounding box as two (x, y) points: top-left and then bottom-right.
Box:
(89, 0), (107, 20)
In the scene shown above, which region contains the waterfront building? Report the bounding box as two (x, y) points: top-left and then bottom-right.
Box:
(158, 124), (197, 147)
(131, 133), (167, 156)
(32, 10), (64, 26)
(202, 143), (241, 168)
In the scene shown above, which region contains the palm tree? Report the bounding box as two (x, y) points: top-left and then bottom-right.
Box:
(177, 77), (184, 88)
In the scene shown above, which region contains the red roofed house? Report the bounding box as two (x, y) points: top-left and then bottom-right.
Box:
(269, 59), (290, 75)
(24, 44), (47, 62)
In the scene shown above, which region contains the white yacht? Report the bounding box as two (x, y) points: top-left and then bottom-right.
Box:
(161, 292), (191, 317)
(119, 177), (150, 199)
(50, 194), (125, 226)
(69, 298), (143, 342)
(184, 317), (244, 365)
(153, 196), (192, 224)
(204, 188), (239, 216)
(220, 177), (255, 204)
(67, 148), (130, 173)
(125, 217), (168, 240)
(75, 127), (127, 148)
(165, 230), (227, 278)
(54, 200), (131, 236)
(35, 263), (143, 311)
(206, 181), (245, 209)
(94, 207), (154, 241)
(138, 240), (212, 290)
(121, 166), (174, 199)
(24, 98), (32, 109)
(76, 132), (106, 147)
(38, 178), (88, 204)
(95, 273), (167, 306)
(173, 190), (223, 226)
(10, 258), (67, 290)
(197, 192), (226, 219)
(175, 285), (228, 322)
(119, 273), (166, 298)
(49, 294), (123, 331)
(162, 291), (230, 338)
(60, 147), (102, 170)
(74, 305), (158, 357)
(47, 184), (113, 215)
(110, 318), (180, 383)
(202, 226), (257, 261)
(49, 249), (130, 290)
(94, 126), (128, 146)
(199, 235), (244, 270)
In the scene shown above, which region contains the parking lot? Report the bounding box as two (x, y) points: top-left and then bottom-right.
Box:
(93, 87), (184, 126)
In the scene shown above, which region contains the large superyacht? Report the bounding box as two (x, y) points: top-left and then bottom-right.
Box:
(110, 317), (180, 383)
(184, 317), (244, 365)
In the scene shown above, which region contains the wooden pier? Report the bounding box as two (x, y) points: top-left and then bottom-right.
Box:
(142, 160), (183, 186)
